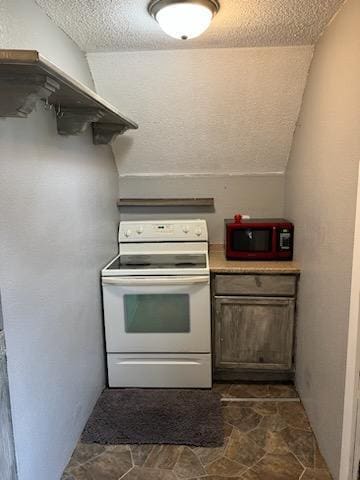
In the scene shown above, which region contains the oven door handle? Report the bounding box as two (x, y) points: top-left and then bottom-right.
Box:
(115, 359), (202, 366)
(102, 275), (209, 286)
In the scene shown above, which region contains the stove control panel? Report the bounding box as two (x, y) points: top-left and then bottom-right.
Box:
(119, 220), (208, 243)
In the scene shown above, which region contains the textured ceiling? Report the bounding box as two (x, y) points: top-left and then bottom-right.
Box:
(35, 0), (344, 52)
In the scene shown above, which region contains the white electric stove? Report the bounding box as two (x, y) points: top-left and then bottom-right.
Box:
(101, 219), (211, 388)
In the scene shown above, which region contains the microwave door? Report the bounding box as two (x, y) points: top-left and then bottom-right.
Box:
(232, 228), (273, 253)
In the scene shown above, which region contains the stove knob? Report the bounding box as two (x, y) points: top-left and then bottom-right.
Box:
(195, 227), (202, 237)
(136, 226), (144, 235)
(124, 229), (132, 238)
(183, 225), (190, 234)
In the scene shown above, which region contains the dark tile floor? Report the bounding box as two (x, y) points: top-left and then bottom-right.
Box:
(62, 384), (333, 480)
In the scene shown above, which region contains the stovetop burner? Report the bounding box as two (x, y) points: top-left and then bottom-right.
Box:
(106, 253), (207, 271)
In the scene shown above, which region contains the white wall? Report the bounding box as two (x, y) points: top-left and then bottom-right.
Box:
(284, 0), (360, 477)
(88, 47), (312, 239)
(0, 2), (119, 479)
(118, 174), (285, 243)
(0, 0), (94, 89)
(88, 47), (312, 176)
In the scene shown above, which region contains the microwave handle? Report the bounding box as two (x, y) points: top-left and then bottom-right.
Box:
(102, 275), (209, 286)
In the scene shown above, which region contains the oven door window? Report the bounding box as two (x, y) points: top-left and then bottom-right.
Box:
(124, 294), (190, 333)
(232, 228), (272, 252)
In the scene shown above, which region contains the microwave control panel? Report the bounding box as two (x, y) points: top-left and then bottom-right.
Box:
(278, 229), (292, 250)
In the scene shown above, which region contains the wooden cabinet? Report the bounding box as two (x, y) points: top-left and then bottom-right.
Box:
(215, 296), (294, 370)
(212, 273), (298, 381)
(214, 274), (297, 297)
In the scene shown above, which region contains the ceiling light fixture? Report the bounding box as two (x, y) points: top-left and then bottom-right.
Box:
(148, 0), (220, 40)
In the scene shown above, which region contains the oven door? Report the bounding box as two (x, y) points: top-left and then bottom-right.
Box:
(102, 275), (211, 353)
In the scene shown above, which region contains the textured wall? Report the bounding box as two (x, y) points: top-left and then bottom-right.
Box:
(0, 1), (119, 479)
(0, 0), (93, 88)
(88, 47), (311, 238)
(88, 47), (313, 176)
(285, 0), (360, 477)
(118, 174), (285, 243)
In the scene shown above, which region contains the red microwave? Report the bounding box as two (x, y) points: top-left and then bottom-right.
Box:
(225, 215), (294, 260)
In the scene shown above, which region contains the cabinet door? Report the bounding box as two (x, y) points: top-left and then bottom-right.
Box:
(214, 296), (295, 371)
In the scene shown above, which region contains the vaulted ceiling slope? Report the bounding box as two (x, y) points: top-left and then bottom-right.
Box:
(88, 47), (313, 175)
(36, 0), (344, 52)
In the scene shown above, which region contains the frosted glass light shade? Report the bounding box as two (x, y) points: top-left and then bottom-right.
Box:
(149, 1), (219, 40)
